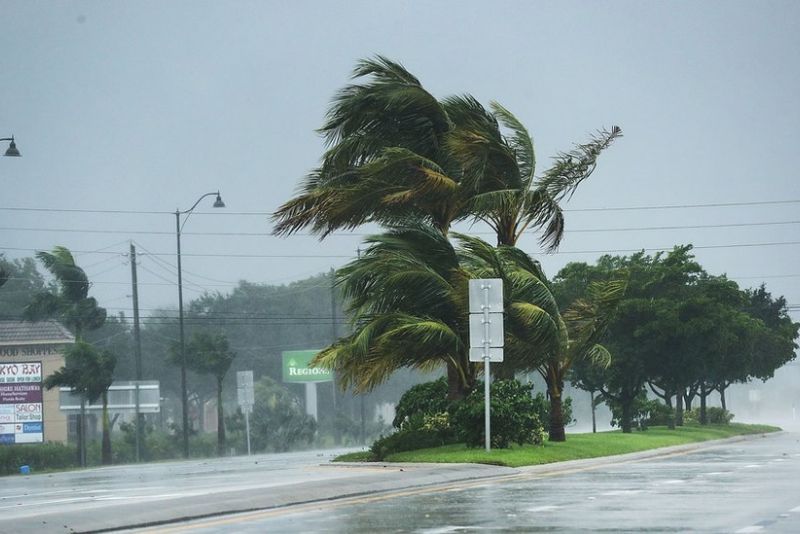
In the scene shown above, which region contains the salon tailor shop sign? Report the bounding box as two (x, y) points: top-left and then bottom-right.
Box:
(0, 362), (44, 444)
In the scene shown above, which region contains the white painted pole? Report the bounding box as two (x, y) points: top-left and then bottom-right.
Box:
(244, 409), (251, 456)
(483, 282), (491, 453)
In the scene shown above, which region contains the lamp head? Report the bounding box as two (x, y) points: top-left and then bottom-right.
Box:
(213, 193), (225, 208)
(4, 137), (20, 157)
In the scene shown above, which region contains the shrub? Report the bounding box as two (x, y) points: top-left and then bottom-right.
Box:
(370, 427), (455, 461)
(392, 377), (450, 429)
(0, 442), (76, 476)
(452, 380), (545, 449)
(684, 407), (733, 425)
(642, 400), (674, 428)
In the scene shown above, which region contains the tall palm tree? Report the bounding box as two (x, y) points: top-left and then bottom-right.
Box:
(24, 246), (106, 337)
(273, 56), (621, 250)
(24, 246), (109, 464)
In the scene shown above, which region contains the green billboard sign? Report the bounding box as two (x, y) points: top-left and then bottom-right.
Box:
(281, 350), (333, 383)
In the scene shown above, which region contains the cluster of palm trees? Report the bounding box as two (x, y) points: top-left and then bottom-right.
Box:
(24, 246), (114, 464)
(273, 56), (625, 441)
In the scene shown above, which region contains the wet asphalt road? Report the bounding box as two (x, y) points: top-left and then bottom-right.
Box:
(1, 433), (799, 533)
(139, 432), (800, 534)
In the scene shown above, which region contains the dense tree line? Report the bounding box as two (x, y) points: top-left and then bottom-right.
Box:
(557, 246), (798, 432)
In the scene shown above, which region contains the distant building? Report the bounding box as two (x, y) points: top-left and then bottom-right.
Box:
(0, 320), (74, 444)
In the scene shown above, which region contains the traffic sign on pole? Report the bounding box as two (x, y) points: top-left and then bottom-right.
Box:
(468, 278), (504, 452)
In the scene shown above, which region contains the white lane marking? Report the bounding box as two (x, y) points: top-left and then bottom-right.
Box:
(702, 472), (726, 476)
(790, 505), (800, 513)
(601, 489), (643, 496)
(660, 479), (685, 485)
(421, 527), (467, 534)
(740, 464), (760, 469)
(527, 505), (560, 512)
(735, 527), (764, 533)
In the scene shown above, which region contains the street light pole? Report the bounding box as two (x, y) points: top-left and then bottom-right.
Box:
(175, 191), (225, 458)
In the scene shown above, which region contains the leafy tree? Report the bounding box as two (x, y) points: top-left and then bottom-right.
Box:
(177, 331), (236, 456)
(44, 341), (116, 464)
(0, 255), (46, 318)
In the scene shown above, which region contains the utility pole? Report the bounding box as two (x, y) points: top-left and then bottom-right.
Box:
(130, 243), (144, 461)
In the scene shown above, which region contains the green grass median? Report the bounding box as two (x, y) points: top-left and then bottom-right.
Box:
(336, 423), (780, 467)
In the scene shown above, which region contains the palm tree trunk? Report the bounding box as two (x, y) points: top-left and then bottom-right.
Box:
(446, 361), (465, 401)
(217, 377), (226, 456)
(590, 390), (597, 434)
(546, 369), (566, 441)
(675, 391), (684, 426)
(101, 391), (112, 465)
(719, 385), (727, 411)
(548, 393), (566, 441)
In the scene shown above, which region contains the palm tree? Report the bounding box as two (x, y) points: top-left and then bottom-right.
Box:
(314, 224), (474, 400)
(43, 341), (116, 464)
(273, 56), (621, 250)
(458, 236), (625, 441)
(24, 246), (110, 464)
(180, 331), (236, 456)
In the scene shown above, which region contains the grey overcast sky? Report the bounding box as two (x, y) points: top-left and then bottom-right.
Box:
(1, 1), (798, 319)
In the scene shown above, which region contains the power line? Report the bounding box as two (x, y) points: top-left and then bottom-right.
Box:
(3, 240), (799, 259)
(1, 198), (799, 216)
(2, 219), (799, 237)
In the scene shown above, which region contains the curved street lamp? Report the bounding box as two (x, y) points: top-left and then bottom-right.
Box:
(2, 136), (21, 157)
(175, 191), (225, 458)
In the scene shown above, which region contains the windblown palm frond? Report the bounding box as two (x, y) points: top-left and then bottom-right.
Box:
(537, 126), (623, 203)
(314, 312), (462, 393)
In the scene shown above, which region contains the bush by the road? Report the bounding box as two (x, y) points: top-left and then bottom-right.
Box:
(684, 407), (733, 425)
(0, 442), (76, 475)
(452, 380), (546, 449)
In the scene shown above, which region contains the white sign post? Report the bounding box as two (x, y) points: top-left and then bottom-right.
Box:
(468, 279), (504, 452)
(236, 371), (254, 455)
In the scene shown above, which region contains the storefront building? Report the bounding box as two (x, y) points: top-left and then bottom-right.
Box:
(0, 320), (74, 444)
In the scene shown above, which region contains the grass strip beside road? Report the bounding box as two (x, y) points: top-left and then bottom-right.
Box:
(338, 423), (780, 467)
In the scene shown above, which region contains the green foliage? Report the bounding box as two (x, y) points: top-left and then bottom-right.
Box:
(643, 400), (675, 428)
(452, 380), (545, 449)
(0, 255), (45, 319)
(392, 377), (450, 429)
(530, 392), (574, 432)
(43, 341), (116, 402)
(24, 246), (106, 337)
(0, 443), (76, 475)
(685, 407), (734, 425)
(380, 424), (780, 467)
(370, 427), (456, 461)
(225, 376), (316, 453)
